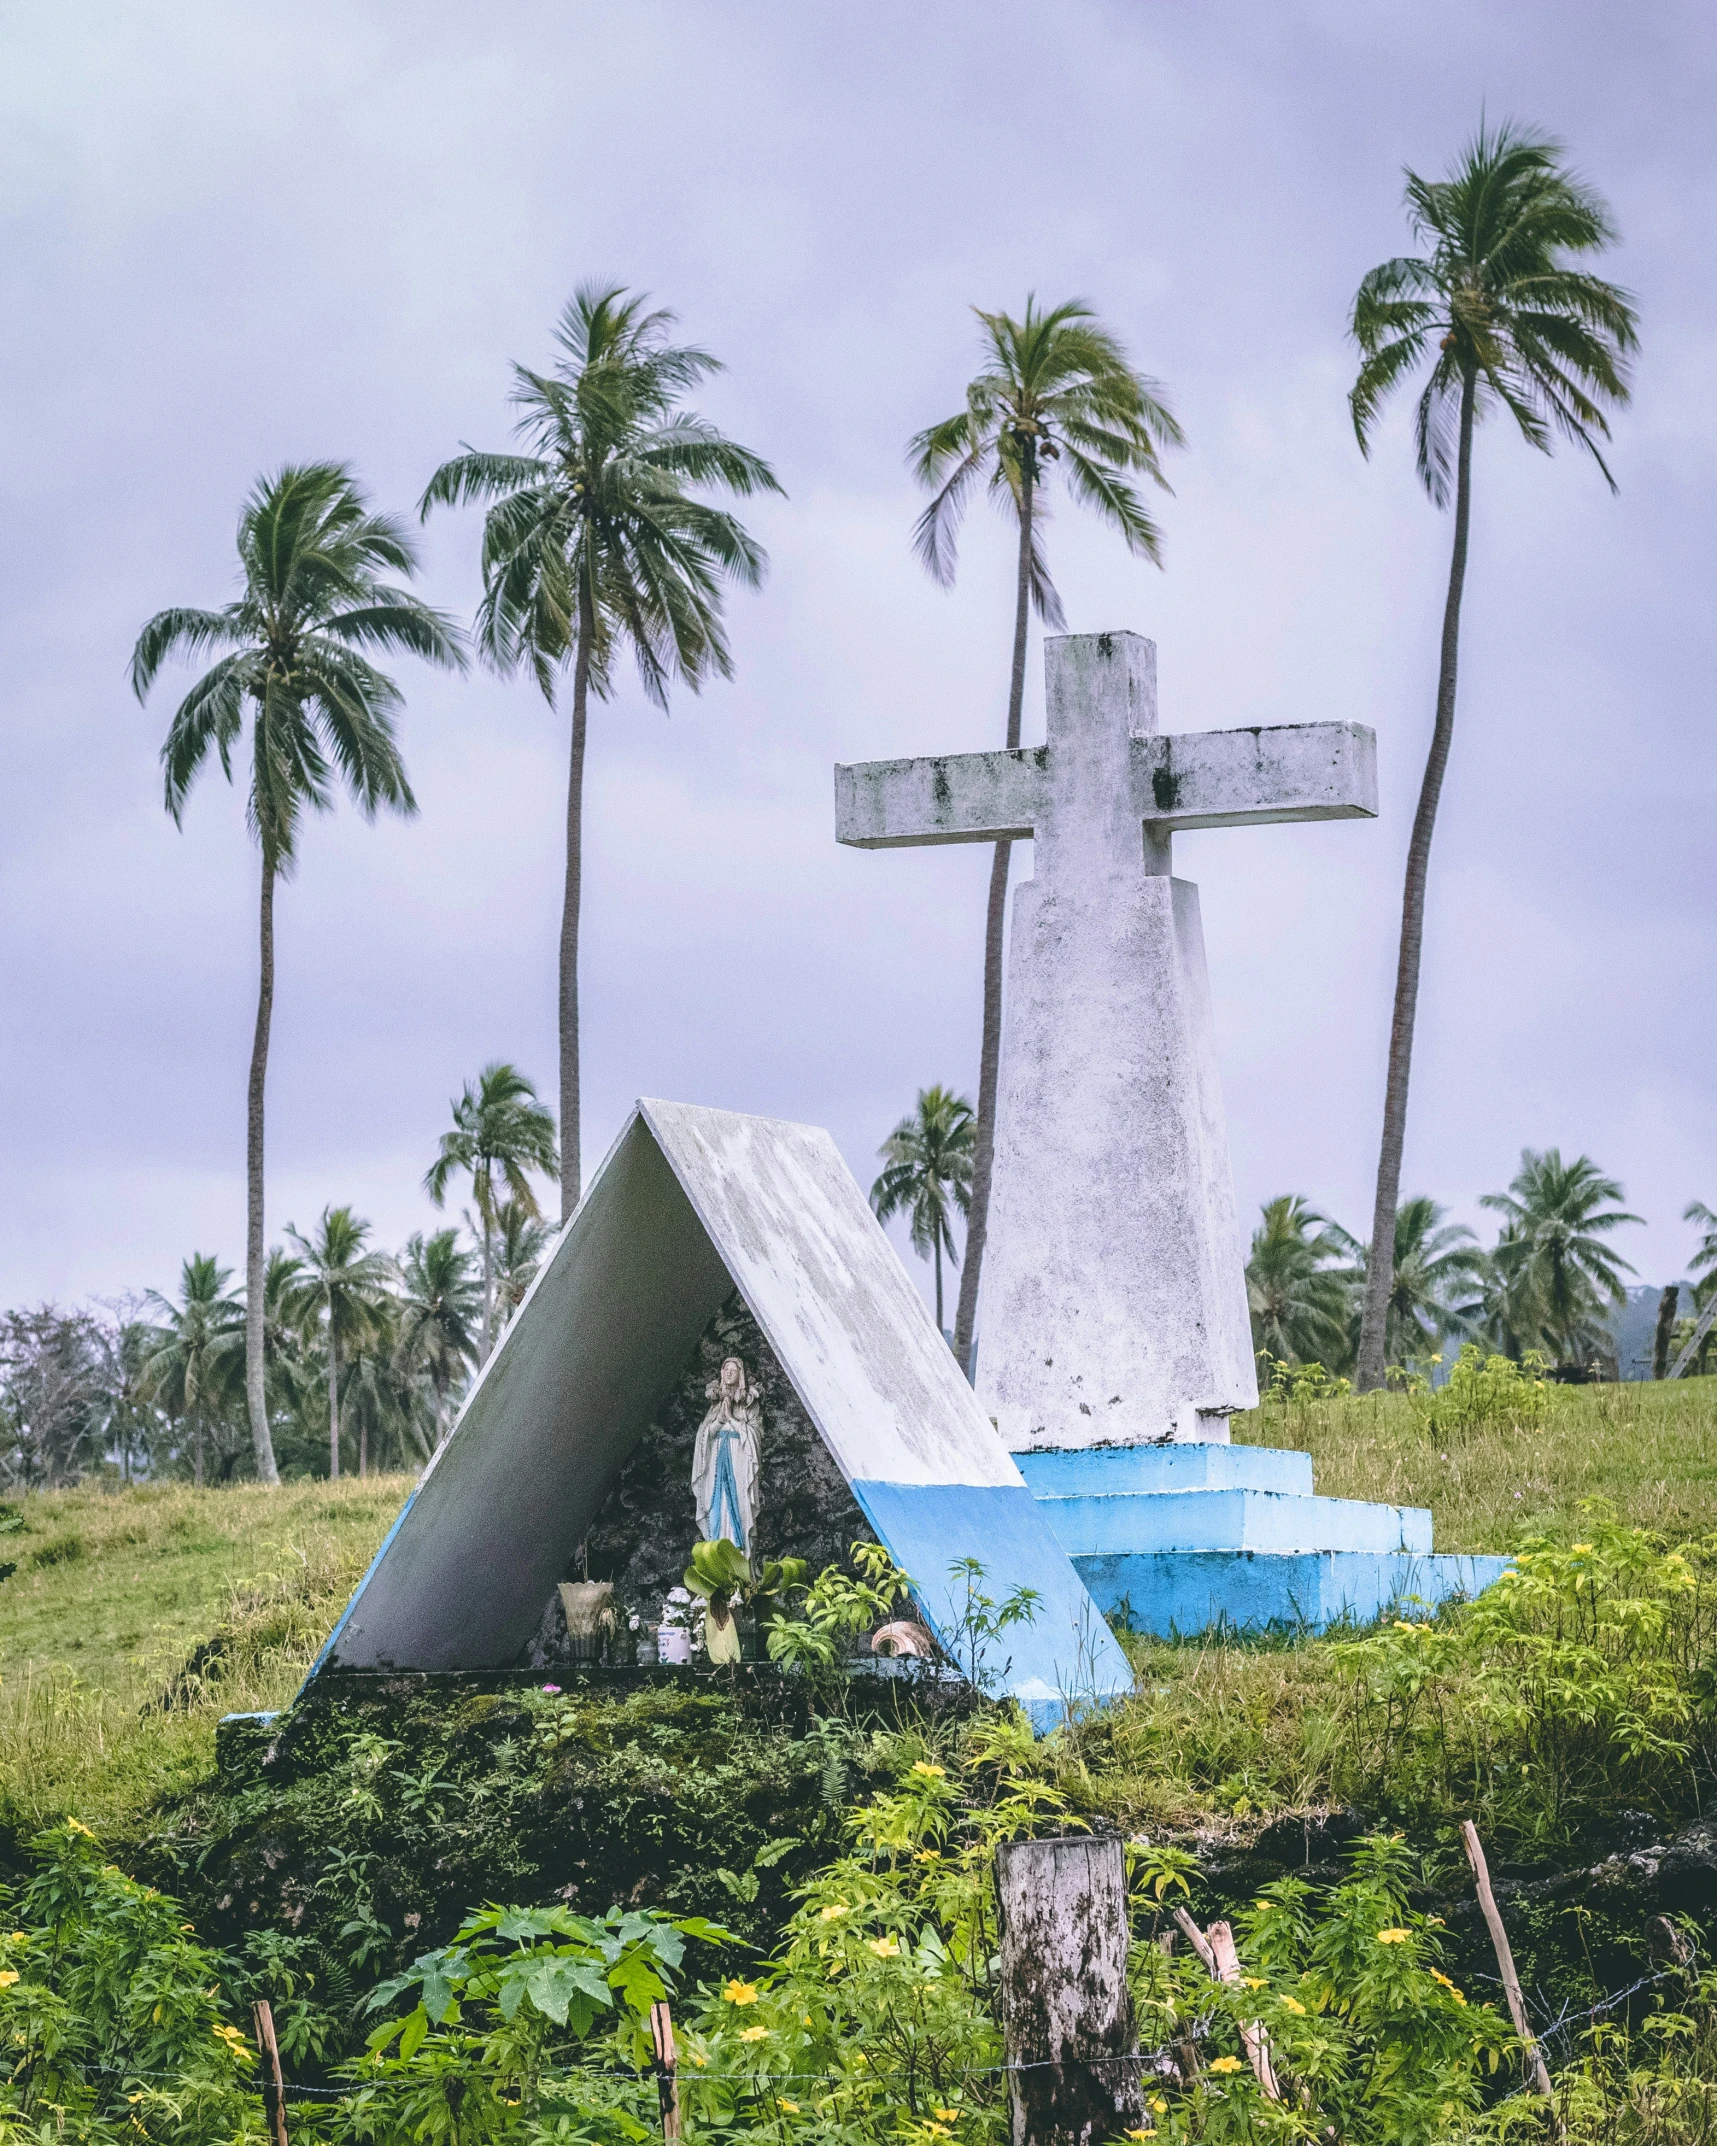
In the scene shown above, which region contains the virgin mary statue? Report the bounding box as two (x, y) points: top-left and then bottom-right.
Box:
(692, 1356), (762, 1554)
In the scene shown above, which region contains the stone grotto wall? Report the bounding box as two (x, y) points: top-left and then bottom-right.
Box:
(573, 1289), (875, 1620)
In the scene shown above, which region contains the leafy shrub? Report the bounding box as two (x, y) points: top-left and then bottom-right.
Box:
(1424, 1347), (1553, 1437)
(0, 1817), (259, 2146)
(1337, 1510), (1717, 1846)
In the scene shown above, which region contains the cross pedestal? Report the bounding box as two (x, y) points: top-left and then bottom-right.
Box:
(836, 631), (1377, 1451)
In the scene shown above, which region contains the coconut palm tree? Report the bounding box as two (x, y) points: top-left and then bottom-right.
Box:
(870, 1085), (976, 1336)
(421, 287), (782, 1216)
(339, 1292), (422, 1473)
(1684, 1201), (1717, 1307)
(910, 297), (1183, 1375)
(396, 1228), (482, 1448)
(490, 1199), (550, 1339)
(284, 1206), (394, 1479)
(424, 1063), (558, 1360)
(1337, 1196), (1486, 1368)
(139, 1254), (245, 1488)
(1246, 1198), (1353, 1371)
(132, 465), (465, 1483)
(1347, 125), (1637, 1391)
(1480, 1149), (1640, 1368)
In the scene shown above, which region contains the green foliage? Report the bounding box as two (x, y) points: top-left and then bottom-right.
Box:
(763, 1542), (916, 1681)
(1337, 1511), (1717, 1846)
(1422, 1346), (1552, 1438)
(1247, 1198), (1352, 1371)
(911, 296), (1183, 600)
(870, 1087), (975, 1333)
(344, 1903), (729, 2146)
(0, 1817), (259, 2146)
(1349, 120), (1637, 503)
(1479, 1151), (1641, 1368)
(1137, 1836), (1511, 2145)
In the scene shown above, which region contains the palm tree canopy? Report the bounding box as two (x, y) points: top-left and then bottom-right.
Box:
(139, 1254), (245, 1418)
(425, 1063), (560, 1228)
(420, 283), (783, 706)
(1481, 1148), (1640, 1359)
(1340, 1197), (1486, 1363)
(1350, 120), (1637, 505)
(1246, 1197), (1352, 1370)
(910, 296), (1184, 616)
(284, 1206), (395, 1354)
(491, 1199), (551, 1330)
(132, 462), (466, 867)
(1684, 1201), (1717, 1306)
(397, 1229), (482, 1378)
(870, 1086), (976, 1267)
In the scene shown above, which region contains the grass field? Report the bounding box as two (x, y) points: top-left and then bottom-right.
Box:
(4, 1378), (1714, 1839)
(0, 1475), (407, 1833)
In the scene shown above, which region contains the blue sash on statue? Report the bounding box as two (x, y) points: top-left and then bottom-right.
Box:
(710, 1426), (747, 1551)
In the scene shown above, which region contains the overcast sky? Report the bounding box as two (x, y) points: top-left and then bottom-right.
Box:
(1, 0), (1711, 1319)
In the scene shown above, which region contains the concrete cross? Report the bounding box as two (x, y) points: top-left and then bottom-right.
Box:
(836, 630), (1377, 1450)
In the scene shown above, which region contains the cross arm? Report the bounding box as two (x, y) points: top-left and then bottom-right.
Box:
(1135, 722), (1377, 831)
(835, 747), (1050, 849)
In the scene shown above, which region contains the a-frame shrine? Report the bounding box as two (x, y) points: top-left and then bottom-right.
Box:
(308, 1099), (1133, 1722)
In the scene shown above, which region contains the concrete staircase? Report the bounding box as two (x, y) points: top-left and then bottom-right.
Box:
(1016, 1442), (1508, 1638)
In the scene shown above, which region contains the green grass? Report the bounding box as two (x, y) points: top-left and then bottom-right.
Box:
(4, 1379), (1715, 1843)
(0, 1475), (407, 1834)
(1236, 1373), (1717, 1547)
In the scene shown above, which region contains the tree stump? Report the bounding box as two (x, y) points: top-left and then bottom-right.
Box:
(996, 1835), (1143, 2146)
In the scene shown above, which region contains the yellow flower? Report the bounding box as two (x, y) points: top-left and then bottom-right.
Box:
(925, 2127), (951, 2140)
(819, 1903), (849, 1921)
(1278, 1994), (1306, 2015)
(934, 2111), (959, 2124)
(778, 2100), (801, 2114)
(1572, 1543), (1593, 1555)
(739, 2025), (769, 2043)
(867, 1937), (901, 1958)
(1241, 1977), (1265, 1990)
(66, 1819), (96, 1838)
(1125, 2130), (1155, 2141)
(1151, 2099), (1168, 2115)
(911, 1761), (946, 1778)
(689, 2052), (709, 2068)
(722, 1979), (760, 2006)
(1208, 2056), (1244, 2075)
(1430, 1969), (1467, 2005)
(6, 1934), (25, 1945)
(0, 1971), (18, 1988)
(1376, 1928), (1411, 1944)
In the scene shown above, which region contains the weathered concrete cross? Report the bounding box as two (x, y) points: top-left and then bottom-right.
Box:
(836, 631), (1377, 1449)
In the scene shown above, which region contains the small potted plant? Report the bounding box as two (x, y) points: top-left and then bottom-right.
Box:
(684, 1541), (810, 1666)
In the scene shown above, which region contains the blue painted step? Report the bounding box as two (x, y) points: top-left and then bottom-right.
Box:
(1014, 1442), (1509, 1639)
(1069, 1548), (1510, 1637)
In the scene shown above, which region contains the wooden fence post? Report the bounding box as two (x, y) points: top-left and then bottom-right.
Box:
(251, 1999), (289, 2146)
(648, 1999), (681, 2142)
(996, 1835), (1143, 2146)
(1461, 1822), (1554, 2102)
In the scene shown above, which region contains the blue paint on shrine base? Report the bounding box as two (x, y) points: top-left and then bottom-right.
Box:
(1072, 1547), (1511, 1638)
(1013, 1441), (1508, 1639)
(849, 1480), (1135, 1729)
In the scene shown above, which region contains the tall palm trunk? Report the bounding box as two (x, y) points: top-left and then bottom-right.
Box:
(559, 576), (595, 1222)
(245, 852), (282, 1484)
(327, 1321), (341, 1480)
(479, 1203), (494, 1364)
(1355, 372), (1477, 1391)
(192, 1410), (204, 1490)
(952, 461), (1035, 1378)
(933, 1237), (945, 1335)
